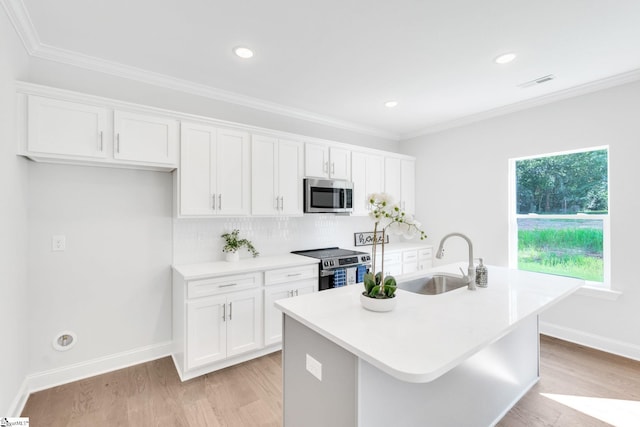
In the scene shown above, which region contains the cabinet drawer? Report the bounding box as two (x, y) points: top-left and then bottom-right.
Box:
(402, 250), (418, 263)
(265, 264), (318, 286)
(376, 252), (402, 265)
(187, 272), (262, 299)
(418, 248), (433, 260)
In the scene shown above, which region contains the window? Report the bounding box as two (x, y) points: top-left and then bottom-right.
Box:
(509, 147), (610, 287)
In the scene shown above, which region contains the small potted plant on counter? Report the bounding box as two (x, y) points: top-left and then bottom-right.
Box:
(361, 193), (427, 312)
(221, 229), (259, 262)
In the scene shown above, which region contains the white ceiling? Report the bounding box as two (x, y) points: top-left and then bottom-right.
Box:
(11, 0), (640, 139)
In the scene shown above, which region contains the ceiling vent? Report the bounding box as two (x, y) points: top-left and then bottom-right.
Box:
(518, 74), (555, 88)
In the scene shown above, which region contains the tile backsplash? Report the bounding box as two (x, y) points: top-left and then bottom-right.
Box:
(173, 215), (390, 265)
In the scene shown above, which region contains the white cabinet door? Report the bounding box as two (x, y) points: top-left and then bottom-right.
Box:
(186, 295), (227, 370)
(226, 289), (262, 357)
(27, 96), (108, 159)
(113, 111), (178, 165)
(216, 128), (251, 215)
(264, 283), (296, 346)
(264, 279), (316, 346)
(329, 147), (351, 180)
(180, 124), (250, 217)
(180, 123), (216, 216)
(400, 159), (416, 215)
(251, 135), (279, 215)
(305, 143), (351, 179)
(384, 157), (402, 203)
(352, 152), (385, 215)
(305, 142), (329, 178)
(252, 136), (303, 216)
(278, 139), (304, 215)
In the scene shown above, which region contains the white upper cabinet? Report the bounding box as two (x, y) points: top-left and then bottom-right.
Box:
(113, 110), (178, 165)
(27, 96), (109, 160)
(385, 156), (416, 215)
(23, 94), (178, 170)
(179, 123), (250, 217)
(351, 152), (385, 216)
(252, 135), (304, 215)
(304, 142), (351, 180)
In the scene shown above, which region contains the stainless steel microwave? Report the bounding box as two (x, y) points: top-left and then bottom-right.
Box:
(304, 178), (353, 214)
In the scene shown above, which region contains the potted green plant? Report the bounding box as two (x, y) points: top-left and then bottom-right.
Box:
(361, 193), (427, 311)
(221, 229), (259, 262)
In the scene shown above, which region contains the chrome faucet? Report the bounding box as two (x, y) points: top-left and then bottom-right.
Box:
(435, 233), (477, 291)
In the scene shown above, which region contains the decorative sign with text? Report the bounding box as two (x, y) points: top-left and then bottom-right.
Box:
(354, 232), (389, 247)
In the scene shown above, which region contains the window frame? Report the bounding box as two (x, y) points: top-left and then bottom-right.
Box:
(508, 146), (611, 289)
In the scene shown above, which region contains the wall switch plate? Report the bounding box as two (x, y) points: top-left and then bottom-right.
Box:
(52, 235), (66, 251)
(306, 353), (322, 381)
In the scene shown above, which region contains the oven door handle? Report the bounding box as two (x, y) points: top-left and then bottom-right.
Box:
(320, 270), (336, 277)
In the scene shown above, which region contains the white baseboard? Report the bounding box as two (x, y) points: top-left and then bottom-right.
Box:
(18, 340), (173, 414)
(7, 377), (30, 417)
(540, 321), (640, 362)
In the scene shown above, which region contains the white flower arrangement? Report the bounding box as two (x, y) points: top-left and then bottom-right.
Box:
(364, 193), (427, 299)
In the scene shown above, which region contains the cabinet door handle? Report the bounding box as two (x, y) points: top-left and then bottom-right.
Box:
(116, 133), (120, 153)
(218, 194), (222, 210)
(219, 283), (237, 288)
(99, 131), (103, 151)
(331, 162), (335, 175)
(279, 196), (284, 211)
(288, 290), (293, 297)
(212, 194), (216, 210)
(295, 289), (299, 296)
(229, 302), (232, 320)
(222, 303), (226, 322)
(274, 197), (279, 210)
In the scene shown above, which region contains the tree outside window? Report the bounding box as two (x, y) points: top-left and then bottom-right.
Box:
(510, 147), (609, 284)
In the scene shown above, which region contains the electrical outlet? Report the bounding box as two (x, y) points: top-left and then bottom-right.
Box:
(52, 235), (66, 251)
(306, 354), (322, 381)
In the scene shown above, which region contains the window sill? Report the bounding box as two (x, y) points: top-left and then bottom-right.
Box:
(576, 285), (621, 301)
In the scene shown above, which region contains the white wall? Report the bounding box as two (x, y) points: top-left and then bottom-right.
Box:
(401, 80), (640, 359)
(0, 5), (31, 416)
(27, 163), (173, 376)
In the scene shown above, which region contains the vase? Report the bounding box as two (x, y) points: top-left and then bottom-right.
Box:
(225, 251), (240, 262)
(360, 292), (397, 312)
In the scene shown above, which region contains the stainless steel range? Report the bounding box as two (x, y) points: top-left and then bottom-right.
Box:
(292, 247), (371, 291)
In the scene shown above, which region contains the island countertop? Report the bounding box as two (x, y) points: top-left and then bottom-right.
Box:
(275, 263), (583, 383)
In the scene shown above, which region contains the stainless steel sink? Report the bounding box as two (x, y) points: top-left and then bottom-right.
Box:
(397, 273), (468, 295)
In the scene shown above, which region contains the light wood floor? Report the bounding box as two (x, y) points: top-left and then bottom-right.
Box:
(22, 336), (640, 426)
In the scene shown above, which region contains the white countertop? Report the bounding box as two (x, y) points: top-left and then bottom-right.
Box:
(173, 254), (319, 280)
(275, 263), (583, 383)
(347, 241), (432, 254)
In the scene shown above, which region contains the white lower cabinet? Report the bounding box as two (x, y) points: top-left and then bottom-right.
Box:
(186, 288), (262, 371)
(264, 279), (316, 345)
(173, 261), (318, 381)
(373, 245), (433, 278)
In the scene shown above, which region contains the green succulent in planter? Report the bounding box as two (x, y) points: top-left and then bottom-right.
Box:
(364, 193), (427, 299)
(221, 229), (259, 257)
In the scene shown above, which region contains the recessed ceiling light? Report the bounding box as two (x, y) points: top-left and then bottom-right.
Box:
(494, 53), (517, 64)
(384, 101), (398, 108)
(234, 46), (254, 59)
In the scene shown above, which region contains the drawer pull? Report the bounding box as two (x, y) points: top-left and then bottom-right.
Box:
(219, 283), (238, 288)
(287, 273), (302, 277)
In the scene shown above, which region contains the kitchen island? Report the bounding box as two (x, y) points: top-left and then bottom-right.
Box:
(275, 264), (583, 427)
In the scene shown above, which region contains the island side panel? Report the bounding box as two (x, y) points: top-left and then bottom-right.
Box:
(358, 315), (540, 427)
(283, 316), (358, 427)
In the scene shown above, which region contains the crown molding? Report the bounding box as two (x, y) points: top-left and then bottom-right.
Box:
(402, 67), (640, 140)
(0, 0), (39, 53)
(1, 0), (398, 141)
